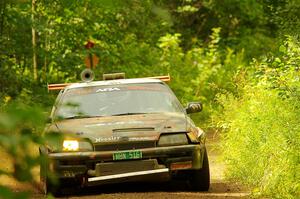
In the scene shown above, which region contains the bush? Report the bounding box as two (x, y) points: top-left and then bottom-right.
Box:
(216, 37), (300, 198)
(0, 103), (56, 199)
(156, 28), (245, 123)
(217, 86), (299, 198)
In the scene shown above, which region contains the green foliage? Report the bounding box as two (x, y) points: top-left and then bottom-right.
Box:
(0, 103), (46, 198)
(264, 0), (300, 37)
(156, 28), (244, 122)
(0, 186), (30, 199)
(253, 36), (300, 99)
(216, 37), (300, 198)
(218, 86), (300, 198)
(1, 0), (298, 108)
(0, 102), (63, 198)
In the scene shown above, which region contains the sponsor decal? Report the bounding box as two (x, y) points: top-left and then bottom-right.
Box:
(128, 137), (154, 141)
(95, 136), (120, 142)
(96, 87), (120, 92)
(85, 121), (143, 127)
(95, 136), (155, 143)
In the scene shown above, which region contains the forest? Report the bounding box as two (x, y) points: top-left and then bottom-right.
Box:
(0, 0), (299, 198)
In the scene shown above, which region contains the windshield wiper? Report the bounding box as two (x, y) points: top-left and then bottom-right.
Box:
(111, 113), (147, 116)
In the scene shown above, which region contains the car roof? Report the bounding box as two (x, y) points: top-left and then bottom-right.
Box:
(64, 78), (164, 90)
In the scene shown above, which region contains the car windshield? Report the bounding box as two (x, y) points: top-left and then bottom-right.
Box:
(54, 83), (184, 119)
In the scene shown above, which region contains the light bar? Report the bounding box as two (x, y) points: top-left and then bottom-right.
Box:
(47, 74), (171, 91)
(103, 73), (125, 80)
(47, 83), (72, 91)
(147, 74), (170, 82)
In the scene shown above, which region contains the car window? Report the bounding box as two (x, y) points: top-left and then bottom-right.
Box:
(54, 83), (184, 119)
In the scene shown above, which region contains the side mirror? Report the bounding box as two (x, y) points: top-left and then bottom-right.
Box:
(185, 102), (203, 114)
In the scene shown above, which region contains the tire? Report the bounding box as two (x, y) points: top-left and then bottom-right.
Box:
(41, 175), (60, 196)
(40, 154), (61, 196)
(189, 148), (210, 191)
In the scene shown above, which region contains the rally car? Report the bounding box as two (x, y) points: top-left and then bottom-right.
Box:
(40, 73), (210, 195)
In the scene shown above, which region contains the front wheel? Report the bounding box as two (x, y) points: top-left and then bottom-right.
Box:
(40, 154), (61, 196)
(41, 175), (60, 196)
(189, 148), (210, 191)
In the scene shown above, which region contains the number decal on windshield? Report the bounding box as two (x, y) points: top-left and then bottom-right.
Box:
(96, 88), (121, 92)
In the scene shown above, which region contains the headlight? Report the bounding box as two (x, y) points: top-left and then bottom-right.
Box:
(63, 140), (79, 151)
(186, 127), (206, 143)
(197, 127), (206, 143)
(62, 140), (93, 151)
(158, 133), (189, 147)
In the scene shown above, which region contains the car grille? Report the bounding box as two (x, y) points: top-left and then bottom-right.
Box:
(94, 141), (156, 151)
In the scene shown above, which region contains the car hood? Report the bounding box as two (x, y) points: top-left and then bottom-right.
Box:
(46, 112), (188, 144)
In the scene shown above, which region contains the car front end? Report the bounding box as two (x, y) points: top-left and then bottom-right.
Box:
(41, 79), (209, 195)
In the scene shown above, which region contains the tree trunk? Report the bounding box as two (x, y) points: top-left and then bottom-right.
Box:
(43, 32), (48, 82)
(0, 0), (6, 37)
(32, 0), (38, 80)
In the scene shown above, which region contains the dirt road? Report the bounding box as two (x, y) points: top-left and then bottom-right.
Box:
(7, 133), (250, 199)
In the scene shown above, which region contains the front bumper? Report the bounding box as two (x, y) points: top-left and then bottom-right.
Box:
(47, 144), (205, 185)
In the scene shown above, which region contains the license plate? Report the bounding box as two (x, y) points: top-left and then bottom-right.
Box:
(113, 150), (142, 160)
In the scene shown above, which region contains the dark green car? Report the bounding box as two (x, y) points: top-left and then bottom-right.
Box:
(40, 77), (210, 195)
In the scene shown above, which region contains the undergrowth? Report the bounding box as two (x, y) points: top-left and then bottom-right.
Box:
(216, 36), (300, 198)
